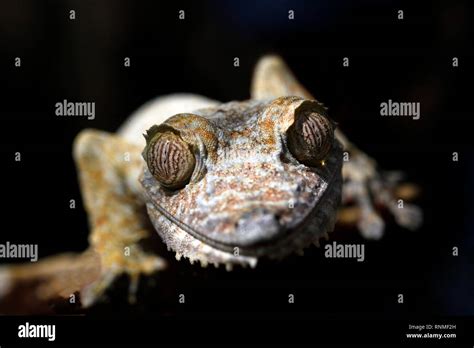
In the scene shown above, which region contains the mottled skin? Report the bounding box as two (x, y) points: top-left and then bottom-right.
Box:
(0, 56), (421, 311)
(141, 97), (342, 269)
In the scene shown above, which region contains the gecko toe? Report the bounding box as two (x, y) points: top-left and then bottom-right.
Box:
(357, 211), (385, 240)
(393, 203), (423, 231)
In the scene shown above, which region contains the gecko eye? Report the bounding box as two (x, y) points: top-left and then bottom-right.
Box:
(144, 131), (195, 190)
(287, 105), (335, 166)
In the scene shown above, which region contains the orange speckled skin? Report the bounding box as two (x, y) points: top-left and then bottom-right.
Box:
(141, 96), (343, 267)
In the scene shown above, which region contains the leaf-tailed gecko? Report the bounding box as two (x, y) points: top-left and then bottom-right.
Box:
(0, 56), (422, 311)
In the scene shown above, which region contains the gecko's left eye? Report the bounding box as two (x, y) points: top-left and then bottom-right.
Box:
(144, 131), (195, 190)
(286, 103), (335, 167)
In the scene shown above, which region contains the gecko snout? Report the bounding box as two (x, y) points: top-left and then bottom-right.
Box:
(234, 208), (282, 246)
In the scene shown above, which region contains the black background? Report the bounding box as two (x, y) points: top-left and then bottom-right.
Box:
(0, 0), (473, 342)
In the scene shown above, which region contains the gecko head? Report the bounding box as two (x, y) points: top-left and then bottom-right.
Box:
(140, 96), (343, 267)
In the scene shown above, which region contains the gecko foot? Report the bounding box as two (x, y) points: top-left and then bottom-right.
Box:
(340, 151), (423, 239)
(81, 243), (166, 307)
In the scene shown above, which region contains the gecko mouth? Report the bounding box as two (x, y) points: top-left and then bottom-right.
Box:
(141, 140), (343, 258)
(145, 173), (340, 257)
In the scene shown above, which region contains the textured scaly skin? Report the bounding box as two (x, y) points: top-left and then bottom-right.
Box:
(141, 97), (342, 269)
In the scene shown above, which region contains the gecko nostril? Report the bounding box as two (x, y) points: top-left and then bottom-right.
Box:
(274, 212), (283, 222)
(235, 209), (282, 246)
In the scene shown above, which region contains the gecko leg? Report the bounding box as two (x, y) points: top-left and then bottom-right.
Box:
(73, 130), (166, 306)
(251, 55), (422, 238)
(0, 131), (166, 312)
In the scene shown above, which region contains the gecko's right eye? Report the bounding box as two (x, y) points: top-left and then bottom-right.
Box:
(144, 131), (195, 190)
